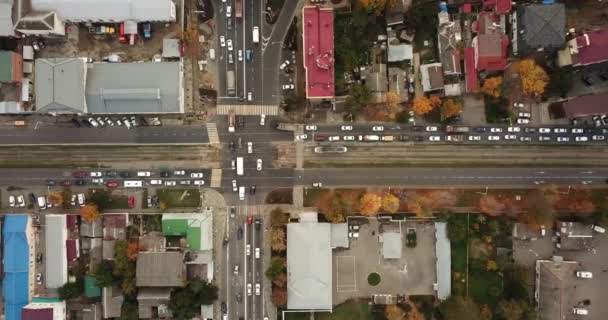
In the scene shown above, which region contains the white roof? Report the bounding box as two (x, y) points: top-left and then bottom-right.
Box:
(435, 222), (451, 300)
(382, 232), (402, 259)
(287, 222), (332, 310)
(388, 43), (413, 62)
(31, 0), (176, 22)
(0, 0), (14, 37)
(45, 214), (68, 289)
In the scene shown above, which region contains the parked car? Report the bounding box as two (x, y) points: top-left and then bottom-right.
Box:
(191, 172), (204, 178)
(576, 271), (593, 279)
(305, 125), (317, 131)
(106, 181), (119, 188)
(372, 126), (384, 132)
(340, 125), (353, 131)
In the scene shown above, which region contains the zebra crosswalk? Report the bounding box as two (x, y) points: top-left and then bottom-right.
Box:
(206, 123), (219, 144)
(210, 169), (222, 188)
(217, 104), (280, 115)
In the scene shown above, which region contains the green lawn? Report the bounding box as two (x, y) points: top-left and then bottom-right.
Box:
(315, 300), (372, 320)
(108, 194), (129, 209)
(283, 312), (310, 320)
(451, 241), (467, 274)
(156, 189), (200, 208)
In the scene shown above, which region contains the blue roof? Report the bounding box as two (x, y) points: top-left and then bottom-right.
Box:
(3, 215), (30, 320)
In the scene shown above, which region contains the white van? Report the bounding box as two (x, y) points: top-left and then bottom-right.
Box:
(209, 48), (215, 60)
(239, 186), (245, 200)
(37, 196), (47, 210)
(137, 171), (151, 177)
(592, 225), (605, 233)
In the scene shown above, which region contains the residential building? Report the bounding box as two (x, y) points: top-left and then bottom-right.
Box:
(513, 223), (544, 240)
(136, 251), (185, 287)
(437, 7), (462, 75)
(287, 220), (332, 310)
(464, 47), (478, 92)
(3, 215), (33, 320)
(535, 256), (579, 320)
(302, 6), (335, 100)
(516, 3), (566, 54)
(102, 286), (123, 319)
(21, 297), (66, 320)
(162, 213), (213, 251)
(34, 58), (88, 114)
(387, 42), (413, 63)
(388, 67), (409, 103)
(385, 0), (408, 26)
(75, 303), (102, 320)
(420, 63), (445, 93)
(560, 92), (608, 119)
(80, 220), (103, 238)
(558, 28), (608, 67)
(84, 275), (101, 298)
(0, 51), (22, 83)
(364, 63), (388, 103)
(45, 214), (68, 289)
(555, 221), (593, 250)
(0, 0), (15, 36)
(137, 288), (173, 319)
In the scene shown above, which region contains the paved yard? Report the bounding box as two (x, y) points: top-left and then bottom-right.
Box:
(332, 219), (436, 305)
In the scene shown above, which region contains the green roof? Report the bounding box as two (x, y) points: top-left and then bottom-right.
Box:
(32, 297), (62, 303)
(187, 226), (201, 250)
(84, 275), (101, 298)
(162, 219), (189, 235)
(0, 51), (13, 82)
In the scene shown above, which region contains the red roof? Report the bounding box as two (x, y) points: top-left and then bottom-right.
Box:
(66, 214), (78, 230)
(475, 34), (509, 71)
(22, 308), (53, 320)
(66, 239), (80, 261)
(465, 47), (478, 92)
(462, 3), (472, 13)
(574, 29), (608, 66)
(483, 0), (512, 14)
(303, 6), (335, 99)
(103, 214), (127, 228)
(562, 93), (608, 118)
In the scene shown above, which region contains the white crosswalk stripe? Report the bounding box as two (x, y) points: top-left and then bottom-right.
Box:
(210, 169), (222, 188)
(206, 123), (220, 144)
(217, 104), (280, 115)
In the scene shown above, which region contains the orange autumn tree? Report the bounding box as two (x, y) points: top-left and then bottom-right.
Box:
(441, 98), (463, 119)
(80, 203), (100, 223)
(519, 59), (548, 97)
(127, 242), (140, 261)
(47, 192), (64, 207)
(481, 76), (503, 98)
(360, 193), (382, 216)
(382, 193), (400, 213)
(477, 195), (506, 216)
(359, 0), (397, 15)
(412, 96), (440, 115)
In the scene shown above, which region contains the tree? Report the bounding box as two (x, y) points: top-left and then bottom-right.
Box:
(497, 300), (524, 320)
(447, 215), (468, 243)
(480, 304), (493, 320)
(548, 68), (573, 98)
(169, 279), (219, 319)
(427, 190), (459, 209)
(126, 242), (140, 261)
(385, 304), (406, 320)
(347, 83), (372, 113)
(92, 260), (115, 287)
(397, 110), (412, 123)
(486, 260), (498, 271)
(413, 97), (435, 115)
(477, 195), (506, 216)
(519, 59), (548, 97)
(87, 190), (111, 210)
(121, 299), (139, 320)
(270, 228), (287, 252)
(404, 192), (433, 217)
(382, 193), (400, 213)
(47, 192), (64, 207)
(58, 281), (83, 300)
(441, 99), (463, 120)
(359, 0), (397, 15)
(272, 272), (287, 288)
(80, 203), (100, 223)
(385, 90), (401, 107)
(481, 77), (503, 98)
(265, 257), (286, 280)
(270, 207), (290, 228)
(439, 296), (480, 320)
(360, 193), (382, 216)
(271, 287), (287, 306)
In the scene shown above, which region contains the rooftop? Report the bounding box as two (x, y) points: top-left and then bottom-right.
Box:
(162, 213), (213, 251)
(420, 63), (444, 92)
(287, 222), (332, 310)
(382, 233), (402, 259)
(0, 0), (14, 37)
(45, 214), (68, 289)
(35, 58), (87, 113)
(562, 93), (608, 118)
(572, 29), (608, 66)
(474, 33), (509, 71)
(535, 257), (578, 320)
(438, 20), (462, 75)
(386, 0), (408, 26)
(435, 222), (451, 300)
(3, 215), (30, 320)
(102, 286), (123, 319)
(137, 287), (172, 319)
(136, 251), (184, 287)
(30, 0), (176, 22)
(330, 223), (348, 248)
(517, 3), (566, 53)
(556, 221), (593, 250)
(302, 6), (335, 99)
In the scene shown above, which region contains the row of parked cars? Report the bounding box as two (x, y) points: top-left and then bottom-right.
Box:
(8, 192), (85, 210)
(72, 116), (161, 128)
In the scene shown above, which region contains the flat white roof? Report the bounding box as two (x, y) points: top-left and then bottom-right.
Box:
(31, 0), (176, 22)
(45, 214), (68, 289)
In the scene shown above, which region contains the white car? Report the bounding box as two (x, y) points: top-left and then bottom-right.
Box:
(282, 84), (295, 90)
(518, 112), (531, 118)
(255, 247), (260, 259)
(341, 125), (353, 131)
(191, 172), (204, 178)
(260, 114), (266, 126)
(576, 271), (593, 278)
(36, 273), (42, 285)
(295, 134), (307, 140)
(17, 195), (25, 207)
(90, 171), (102, 177)
(70, 194), (76, 206)
(372, 126), (384, 132)
(232, 180), (237, 192)
(516, 118), (530, 124)
(150, 180), (163, 185)
(554, 128), (567, 133)
(226, 5), (232, 17)
(88, 118), (99, 127)
(247, 92), (252, 101)
(572, 128), (584, 133)
(305, 125), (317, 131)
(8, 195), (15, 207)
(429, 136), (441, 141)
(343, 136), (355, 141)
(227, 39), (233, 51)
(256, 159), (262, 171)
(255, 283), (260, 296)
(488, 136), (500, 141)
(173, 170), (185, 175)
(246, 244), (251, 256)
(425, 126), (438, 132)
(519, 136), (532, 142)
(165, 181), (176, 186)
(328, 136), (340, 141)
(507, 127), (521, 133)
(490, 127), (503, 133)
(557, 136), (570, 142)
(538, 136), (551, 141)
(592, 135), (605, 140)
(247, 142), (253, 154)
(219, 36), (225, 47)
(312, 182), (323, 188)
(194, 180), (205, 185)
(238, 49), (242, 61)
(279, 60), (290, 70)
(504, 134), (517, 140)
(539, 128), (551, 133)
(92, 178), (104, 184)
(575, 136), (588, 142)
(247, 283), (252, 296)
(468, 135), (481, 141)
(77, 193), (85, 206)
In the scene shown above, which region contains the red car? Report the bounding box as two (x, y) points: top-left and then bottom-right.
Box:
(60, 180), (72, 187)
(128, 196), (135, 209)
(72, 171), (86, 178)
(106, 181), (119, 188)
(247, 215), (253, 225)
(314, 135), (327, 142)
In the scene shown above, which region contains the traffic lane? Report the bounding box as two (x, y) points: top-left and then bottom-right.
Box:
(297, 168), (608, 187)
(0, 126), (209, 144)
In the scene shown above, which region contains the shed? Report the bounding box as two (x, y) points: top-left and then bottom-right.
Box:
(382, 233), (402, 259)
(162, 38), (181, 58)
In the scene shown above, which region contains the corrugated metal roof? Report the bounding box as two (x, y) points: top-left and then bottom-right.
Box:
(136, 252), (184, 287)
(3, 215), (30, 320)
(45, 214), (68, 289)
(0, 1), (14, 37)
(435, 222), (451, 300)
(31, 0), (176, 22)
(84, 275), (101, 298)
(35, 58), (87, 113)
(330, 223), (348, 248)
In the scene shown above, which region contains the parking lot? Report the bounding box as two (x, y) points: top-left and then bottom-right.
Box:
(332, 219), (436, 305)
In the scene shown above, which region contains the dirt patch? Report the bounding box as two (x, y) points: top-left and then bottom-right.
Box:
(565, 0), (608, 30)
(265, 188), (293, 204)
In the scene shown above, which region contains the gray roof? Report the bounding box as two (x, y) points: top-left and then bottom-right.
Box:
(287, 222), (332, 310)
(385, 0), (407, 26)
(435, 222), (451, 300)
(45, 214), (68, 289)
(0, 0), (14, 37)
(517, 3), (566, 52)
(81, 303), (102, 320)
(330, 223), (349, 248)
(388, 43), (413, 62)
(162, 38), (180, 58)
(382, 232), (402, 259)
(85, 61), (183, 114)
(81, 220), (103, 238)
(35, 58), (87, 113)
(0, 101), (22, 113)
(136, 252), (184, 287)
(137, 288), (172, 319)
(102, 286), (123, 319)
(31, 0), (176, 22)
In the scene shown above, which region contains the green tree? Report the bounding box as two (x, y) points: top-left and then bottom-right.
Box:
(439, 296), (480, 320)
(447, 215), (468, 244)
(169, 279), (218, 319)
(121, 299), (139, 320)
(58, 281), (83, 300)
(92, 260), (115, 287)
(270, 207), (290, 228)
(397, 110), (411, 123)
(87, 189), (111, 210)
(346, 83), (372, 113)
(265, 257), (287, 280)
(548, 68), (573, 98)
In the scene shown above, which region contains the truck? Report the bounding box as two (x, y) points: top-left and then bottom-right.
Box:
(235, 0), (243, 19)
(227, 70), (236, 95)
(445, 125), (470, 133)
(446, 135), (465, 142)
(228, 110), (235, 133)
(252, 26), (259, 44)
(360, 135), (380, 142)
(236, 157), (244, 176)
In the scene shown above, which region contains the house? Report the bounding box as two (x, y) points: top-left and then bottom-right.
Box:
(364, 63), (388, 103)
(0, 0), (15, 37)
(80, 220), (103, 238)
(136, 252), (185, 287)
(437, 6), (462, 75)
(137, 288), (173, 319)
(387, 42), (413, 63)
(287, 221), (332, 310)
(513, 223), (545, 240)
(102, 286), (123, 319)
(561, 93), (608, 118)
(45, 214), (68, 289)
(162, 213), (213, 251)
(535, 256), (579, 320)
(0, 51), (22, 83)
(420, 63), (445, 93)
(435, 222), (451, 300)
(385, 0), (408, 26)
(555, 221), (593, 250)
(75, 303), (102, 320)
(162, 38), (181, 59)
(558, 28), (608, 67)
(21, 297), (66, 320)
(516, 3), (566, 54)
(34, 58), (88, 114)
(84, 275), (101, 298)
(103, 213), (127, 240)
(302, 6), (335, 100)
(388, 67), (409, 103)
(3, 215), (32, 320)
(81, 237), (102, 273)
